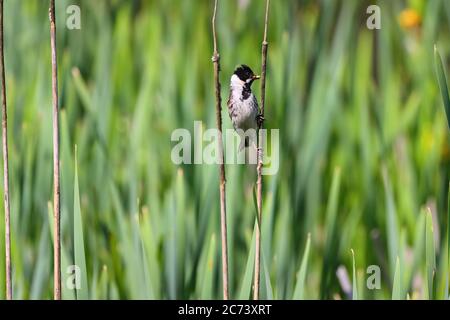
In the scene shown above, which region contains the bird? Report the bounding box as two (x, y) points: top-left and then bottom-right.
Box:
(227, 64), (264, 151)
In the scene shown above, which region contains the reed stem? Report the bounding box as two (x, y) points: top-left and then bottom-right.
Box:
(211, 0), (229, 300)
(254, 0), (270, 300)
(49, 0), (61, 300)
(0, 0), (12, 300)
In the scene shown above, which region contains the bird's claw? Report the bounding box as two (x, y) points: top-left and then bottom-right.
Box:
(256, 113), (265, 127)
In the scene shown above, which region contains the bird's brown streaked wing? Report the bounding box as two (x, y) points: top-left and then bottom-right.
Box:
(253, 94), (259, 112)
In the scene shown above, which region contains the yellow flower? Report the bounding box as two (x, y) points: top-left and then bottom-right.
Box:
(399, 9), (421, 29)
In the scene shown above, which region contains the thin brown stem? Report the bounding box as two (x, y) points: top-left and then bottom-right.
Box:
(254, 0), (270, 300)
(212, 0), (229, 300)
(0, 0), (12, 301)
(49, 0), (61, 300)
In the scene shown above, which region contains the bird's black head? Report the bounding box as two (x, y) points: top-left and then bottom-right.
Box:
(234, 65), (260, 84)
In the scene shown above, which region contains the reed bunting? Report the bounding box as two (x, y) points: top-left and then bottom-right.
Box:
(227, 64), (263, 151)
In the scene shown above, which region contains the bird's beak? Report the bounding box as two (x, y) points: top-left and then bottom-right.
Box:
(253, 75), (261, 80)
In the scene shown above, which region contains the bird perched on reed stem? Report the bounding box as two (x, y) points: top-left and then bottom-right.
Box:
(227, 64), (263, 151)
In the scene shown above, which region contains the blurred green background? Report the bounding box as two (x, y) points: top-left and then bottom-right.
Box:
(0, 0), (449, 299)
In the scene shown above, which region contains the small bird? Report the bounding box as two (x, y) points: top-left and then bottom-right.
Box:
(227, 64), (263, 151)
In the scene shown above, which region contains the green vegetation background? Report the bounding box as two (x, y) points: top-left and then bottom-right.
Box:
(0, 0), (449, 299)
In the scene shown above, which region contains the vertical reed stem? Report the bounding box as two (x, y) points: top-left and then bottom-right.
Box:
(254, 0), (270, 300)
(49, 0), (61, 300)
(211, 0), (229, 300)
(0, 0), (12, 300)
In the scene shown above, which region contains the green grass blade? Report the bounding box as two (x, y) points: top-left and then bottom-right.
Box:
(293, 234), (311, 299)
(29, 224), (50, 299)
(425, 208), (436, 299)
(98, 265), (108, 300)
(382, 167), (399, 276)
(446, 183), (450, 299)
(261, 249), (273, 300)
(200, 234), (216, 299)
(434, 46), (450, 130)
(351, 249), (358, 300)
(392, 257), (401, 300)
(238, 223), (257, 300)
(71, 67), (94, 113)
(320, 167), (341, 298)
(74, 146), (89, 299)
